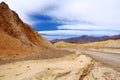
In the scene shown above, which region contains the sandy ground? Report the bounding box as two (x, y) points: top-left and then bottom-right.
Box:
(83, 66), (120, 80)
(0, 54), (93, 80)
(0, 52), (120, 80)
(0, 50), (120, 80)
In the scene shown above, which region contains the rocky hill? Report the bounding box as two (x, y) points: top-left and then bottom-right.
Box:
(0, 2), (72, 63)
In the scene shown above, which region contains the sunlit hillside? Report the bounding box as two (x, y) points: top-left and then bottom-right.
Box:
(54, 41), (76, 48)
(54, 40), (120, 48)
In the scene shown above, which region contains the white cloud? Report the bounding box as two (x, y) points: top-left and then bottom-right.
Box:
(41, 35), (71, 40)
(1, 0), (56, 24)
(58, 24), (120, 30)
(1, 0), (120, 26)
(47, 0), (120, 26)
(1, 0), (120, 35)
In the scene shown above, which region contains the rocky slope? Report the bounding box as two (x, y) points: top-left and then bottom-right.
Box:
(0, 2), (72, 63)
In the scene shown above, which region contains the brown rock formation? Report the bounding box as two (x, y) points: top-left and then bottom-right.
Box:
(0, 2), (72, 63)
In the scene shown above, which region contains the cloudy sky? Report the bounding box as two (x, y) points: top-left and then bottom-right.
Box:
(1, 0), (120, 40)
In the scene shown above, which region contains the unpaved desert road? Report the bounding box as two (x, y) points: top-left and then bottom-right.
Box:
(62, 48), (120, 71)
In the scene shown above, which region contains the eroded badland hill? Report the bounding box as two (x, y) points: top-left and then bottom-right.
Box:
(0, 2), (72, 64)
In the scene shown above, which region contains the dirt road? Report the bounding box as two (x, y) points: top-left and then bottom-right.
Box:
(62, 48), (120, 71)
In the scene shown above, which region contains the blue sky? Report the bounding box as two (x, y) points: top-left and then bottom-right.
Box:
(1, 0), (120, 40)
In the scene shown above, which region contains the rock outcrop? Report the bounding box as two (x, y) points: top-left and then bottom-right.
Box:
(0, 2), (72, 63)
(0, 2), (54, 48)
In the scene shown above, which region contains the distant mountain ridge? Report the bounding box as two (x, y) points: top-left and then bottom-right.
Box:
(51, 34), (120, 43)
